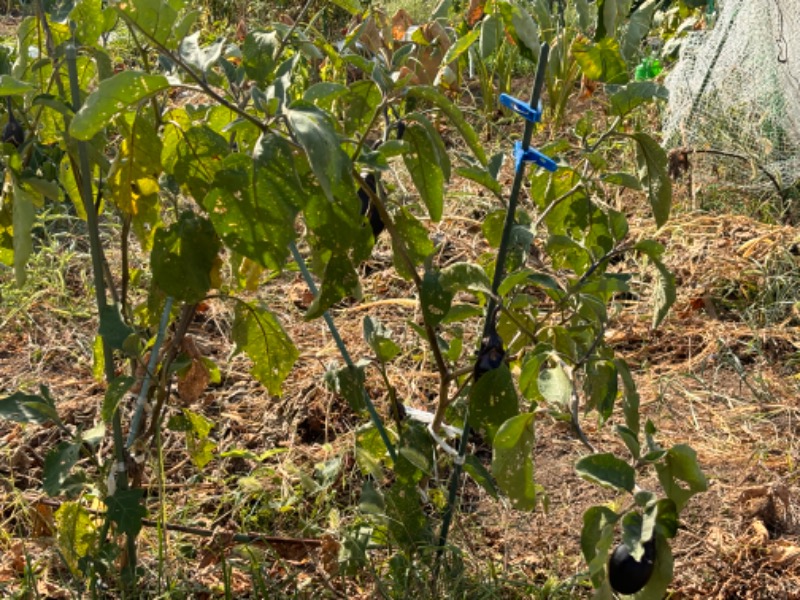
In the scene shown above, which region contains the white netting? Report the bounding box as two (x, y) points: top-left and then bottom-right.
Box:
(662, 0), (800, 190)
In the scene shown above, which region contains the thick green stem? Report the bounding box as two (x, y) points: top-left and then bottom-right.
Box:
(288, 241), (397, 462)
(436, 44), (551, 575)
(65, 42), (136, 583)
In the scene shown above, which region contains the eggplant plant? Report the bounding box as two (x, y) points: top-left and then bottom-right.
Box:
(0, 0), (705, 595)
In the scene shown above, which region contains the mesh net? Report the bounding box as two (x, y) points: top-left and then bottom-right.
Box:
(662, 0), (800, 191)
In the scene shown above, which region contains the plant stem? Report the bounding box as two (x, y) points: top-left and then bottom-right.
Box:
(65, 41), (136, 584)
(288, 241), (397, 462)
(435, 44), (551, 575)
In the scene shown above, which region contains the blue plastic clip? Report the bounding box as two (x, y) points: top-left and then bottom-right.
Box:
(514, 141), (557, 172)
(500, 93), (542, 123)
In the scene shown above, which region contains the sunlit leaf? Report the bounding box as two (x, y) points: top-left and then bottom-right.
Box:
(492, 412), (536, 510)
(202, 136), (303, 271)
(571, 36), (628, 84)
(70, 0), (106, 48)
(655, 444), (708, 511)
(581, 504), (618, 586)
(391, 208), (434, 280)
(469, 364), (519, 442)
(363, 316), (401, 363)
(11, 179), (36, 285)
(286, 102), (353, 204)
(498, 0), (540, 61)
(55, 501), (97, 575)
(115, 0), (197, 50)
(402, 120), (445, 222)
(576, 452), (635, 493)
(631, 131), (671, 228)
(232, 302), (298, 396)
(70, 71), (171, 140)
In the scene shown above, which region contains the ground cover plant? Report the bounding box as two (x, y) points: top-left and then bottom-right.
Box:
(1, 0), (798, 598)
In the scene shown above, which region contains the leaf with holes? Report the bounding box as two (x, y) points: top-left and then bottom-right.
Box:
(232, 302), (298, 396)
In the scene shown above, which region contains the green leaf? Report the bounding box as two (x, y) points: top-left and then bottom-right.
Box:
(655, 444), (708, 511)
(151, 212), (220, 302)
(576, 452), (636, 493)
(615, 358), (640, 435)
(232, 302), (298, 396)
(420, 269), (453, 328)
(439, 262), (493, 296)
(385, 465), (431, 549)
(456, 165), (503, 198)
(648, 497), (679, 539)
(402, 121), (445, 222)
(286, 103), (353, 204)
(107, 112), (163, 246)
(638, 534), (674, 598)
(324, 363), (367, 413)
(651, 257), (676, 329)
(99, 304), (134, 350)
(596, 0), (618, 40)
(498, 0), (540, 61)
(610, 81), (668, 116)
(70, 0), (106, 48)
(584, 360), (617, 422)
(581, 505), (619, 586)
(363, 317), (401, 363)
(43, 442), (82, 496)
(545, 234), (592, 275)
(406, 86), (487, 166)
(0, 389), (60, 424)
(102, 376), (135, 423)
(631, 131), (671, 228)
(391, 208), (434, 280)
(242, 31), (278, 83)
(0, 74), (35, 95)
(11, 179), (36, 285)
(623, 0), (658, 62)
(602, 171), (642, 190)
(330, 0), (361, 14)
(492, 412), (536, 510)
(105, 488), (147, 538)
(479, 13), (503, 59)
(443, 28), (479, 66)
(115, 0), (197, 50)
(342, 80), (381, 136)
(464, 454), (499, 499)
(571, 36), (628, 84)
(469, 364), (519, 442)
(359, 480), (385, 515)
(55, 501), (97, 575)
(203, 137), (303, 271)
(164, 124), (229, 202)
(70, 71), (170, 140)
(303, 82), (348, 104)
(538, 363), (572, 409)
(616, 425), (641, 462)
(183, 409), (216, 468)
(356, 425), (392, 478)
(306, 253), (361, 319)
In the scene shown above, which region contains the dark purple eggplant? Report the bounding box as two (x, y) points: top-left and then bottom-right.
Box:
(608, 537), (656, 595)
